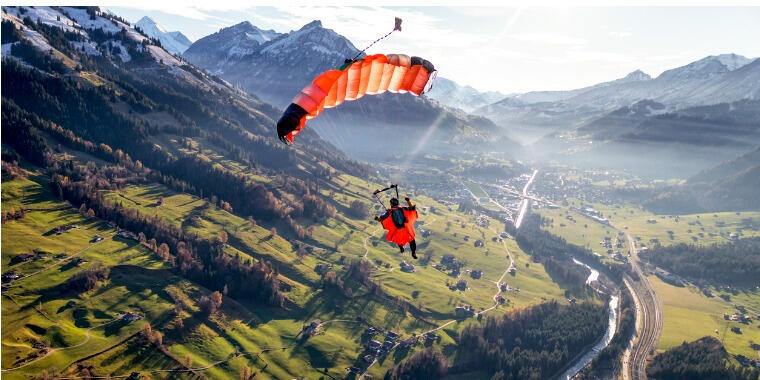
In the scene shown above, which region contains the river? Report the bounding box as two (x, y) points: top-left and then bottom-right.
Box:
(559, 259), (619, 379)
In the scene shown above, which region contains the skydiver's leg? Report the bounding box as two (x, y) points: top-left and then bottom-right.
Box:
(398, 244), (405, 253)
(409, 239), (417, 259)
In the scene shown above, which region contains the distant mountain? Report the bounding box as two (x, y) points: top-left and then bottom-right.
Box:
(183, 20), (281, 71)
(502, 69), (652, 105)
(184, 19), (518, 161)
(476, 54), (759, 142)
(135, 16), (192, 54)
(425, 77), (505, 112)
(644, 147), (760, 213)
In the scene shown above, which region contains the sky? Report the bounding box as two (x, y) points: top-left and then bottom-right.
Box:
(109, 5), (760, 94)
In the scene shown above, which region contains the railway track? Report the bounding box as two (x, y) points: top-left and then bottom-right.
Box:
(625, 233), (663, 380)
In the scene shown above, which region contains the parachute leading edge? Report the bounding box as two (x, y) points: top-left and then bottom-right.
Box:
(276, 53), (437, 144)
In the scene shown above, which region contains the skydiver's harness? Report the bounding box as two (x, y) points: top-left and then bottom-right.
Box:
(373, 184), (407, 228)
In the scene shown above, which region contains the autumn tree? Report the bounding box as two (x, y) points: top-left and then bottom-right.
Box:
(183, 354), (193, 369)
(240, 364), (252, 380)
(199, 291), (223, 316)
(216, 230), (228, 245)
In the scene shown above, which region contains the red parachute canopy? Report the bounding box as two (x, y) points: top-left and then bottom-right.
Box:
(277, 53), (437, 144)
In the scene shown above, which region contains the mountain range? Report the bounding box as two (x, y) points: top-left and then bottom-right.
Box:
(182, 20), (516, 160)
(476, 54), (759, 143)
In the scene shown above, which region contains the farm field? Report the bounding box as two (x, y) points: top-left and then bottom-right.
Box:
(649, 276), (760, 358)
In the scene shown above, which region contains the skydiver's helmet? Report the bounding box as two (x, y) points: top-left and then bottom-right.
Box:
(390, 198), (399, 207)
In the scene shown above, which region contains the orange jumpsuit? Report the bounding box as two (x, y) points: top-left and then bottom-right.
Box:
(379, 206), (418, 246)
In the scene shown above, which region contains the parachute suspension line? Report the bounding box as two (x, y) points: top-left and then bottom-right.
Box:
(351, 17), (402, 61)
(372, 192), (387, 209)
(371, 184), (399, 210)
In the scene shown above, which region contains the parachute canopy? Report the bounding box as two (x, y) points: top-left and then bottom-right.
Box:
(276, 53), (437, 144)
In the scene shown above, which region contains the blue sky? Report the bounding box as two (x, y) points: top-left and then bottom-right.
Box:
(109, 5), (760, 93)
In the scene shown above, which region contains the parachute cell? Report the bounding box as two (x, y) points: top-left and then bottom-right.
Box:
(276, 53), (437, 144)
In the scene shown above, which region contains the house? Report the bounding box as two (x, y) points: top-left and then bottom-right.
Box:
(363, 327), (377, 336)
(92, 235), (104, 242)
(500, 283), (508, 292)
(122, 312), (142, 322)
(367, 340), (382, 351)
(2, 272), (21, 283)
(302, 319), (322, 335)
(474, 239), (484, 247)
(17, 253), (36, 262)
(455, 305), (475, 318)
(731, 327), (742, 334)
(382, 340), (394, 351)
(118, 230), (138, 240)
(400, 261), (415, 273)
(363, 354), (374, 363)
(54, 224), (78, 234)
(424, 332), (437, 342)
(470, 270), (483, 279)
(348, 366), (361, 374)
(385, 331), (399, 340)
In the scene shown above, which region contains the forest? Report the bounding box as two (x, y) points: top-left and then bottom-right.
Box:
(640, 237), (760, 287)
(451, 301), (607, 380)
(646, 336), (760, 380)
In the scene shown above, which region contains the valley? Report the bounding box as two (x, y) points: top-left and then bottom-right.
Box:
(3, 5), (760, 380)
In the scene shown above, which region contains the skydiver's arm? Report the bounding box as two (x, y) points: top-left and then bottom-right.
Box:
(375, 210), (390, 222)
(405, 197), (415, 210)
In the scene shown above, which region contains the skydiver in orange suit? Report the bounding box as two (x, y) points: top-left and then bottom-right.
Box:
(374, 196), (418, 259)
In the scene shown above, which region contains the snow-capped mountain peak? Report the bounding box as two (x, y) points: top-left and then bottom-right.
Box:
(657, 54), (751, 81)
(715, 53), (752, 70)
(620, 69), (651, 82)
(299, 20), (323, 30)
(135, 16), (192, 54)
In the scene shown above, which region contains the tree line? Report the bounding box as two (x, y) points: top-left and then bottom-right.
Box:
(640, 237), (760, 287)
(646, 336), (759, 380)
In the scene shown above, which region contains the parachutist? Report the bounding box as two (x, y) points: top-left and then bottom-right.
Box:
(375, 195), (418, 259)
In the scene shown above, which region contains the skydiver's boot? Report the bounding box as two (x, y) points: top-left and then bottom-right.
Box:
(398, 244), (405, 253)
(410, 240), (417, 259)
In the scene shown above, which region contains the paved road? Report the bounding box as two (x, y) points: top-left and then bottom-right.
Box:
(514, 170), (538, 229)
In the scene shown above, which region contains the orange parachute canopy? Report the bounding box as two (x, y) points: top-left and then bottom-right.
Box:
(276, 53), (437, 144)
